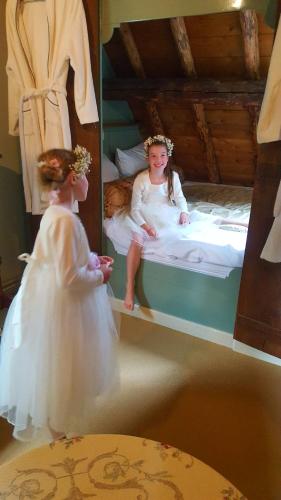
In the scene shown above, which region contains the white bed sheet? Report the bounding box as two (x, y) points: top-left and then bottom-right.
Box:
(109, 240), (234, 278)
(104, 181), (252, 278)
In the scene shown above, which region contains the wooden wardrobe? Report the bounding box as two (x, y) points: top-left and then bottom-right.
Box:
(234, 143), (281, 358)
(234, 2), (281, 359)
(29, 0), (102, 253)
(68, 0), (102, 254)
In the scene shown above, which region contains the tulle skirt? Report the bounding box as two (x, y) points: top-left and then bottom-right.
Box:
(104, 207), (246, 267)
(0, 263), (119, 441)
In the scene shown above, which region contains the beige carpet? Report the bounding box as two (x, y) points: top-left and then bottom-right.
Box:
(1, 314), (281, 500)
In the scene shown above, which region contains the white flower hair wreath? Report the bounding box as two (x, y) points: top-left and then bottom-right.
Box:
(70, 145), (92, 177)
(144, 135), (174, 157)
(37, 145), (92, 177)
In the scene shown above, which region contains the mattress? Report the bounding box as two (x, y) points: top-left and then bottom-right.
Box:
(103, 179), (253, 277)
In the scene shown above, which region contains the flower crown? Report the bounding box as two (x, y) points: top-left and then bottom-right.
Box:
(37, 145), (92, 177)
(144, 135), (174, 157)
(69, 145), (92, 177)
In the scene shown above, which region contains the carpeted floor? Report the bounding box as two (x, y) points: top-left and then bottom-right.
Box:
(1, 314), (281, 499)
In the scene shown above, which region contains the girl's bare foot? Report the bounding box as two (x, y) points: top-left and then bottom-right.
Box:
(124, 287), (134, 310)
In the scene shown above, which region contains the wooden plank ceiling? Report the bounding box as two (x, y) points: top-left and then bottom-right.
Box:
(104, 11), (273, 186)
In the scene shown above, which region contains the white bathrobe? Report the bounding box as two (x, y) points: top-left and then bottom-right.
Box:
(6, 0), (99, 214)
(257, 14), (281, 262)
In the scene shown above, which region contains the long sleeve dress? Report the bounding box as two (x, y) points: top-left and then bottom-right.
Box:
(104, 169), (189, 254)
(0, 205), (118, 441)
(104, 169), (246, 267)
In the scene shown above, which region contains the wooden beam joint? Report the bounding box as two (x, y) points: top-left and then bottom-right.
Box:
(192, 103), (220, 183)
(145, 101), (165, 135)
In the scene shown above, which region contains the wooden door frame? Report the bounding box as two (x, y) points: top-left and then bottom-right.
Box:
(233, 1), (281, 358)
(68, 0), (102, 253)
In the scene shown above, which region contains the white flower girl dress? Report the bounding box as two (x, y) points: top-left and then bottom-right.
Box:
(0, 205), (119, 441)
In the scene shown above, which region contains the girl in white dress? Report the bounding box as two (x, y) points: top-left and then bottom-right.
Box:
(0, 147), (119, 441)
(123, 135), (189, 310)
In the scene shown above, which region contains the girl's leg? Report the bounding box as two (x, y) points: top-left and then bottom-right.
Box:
(124, 239), (142, 310)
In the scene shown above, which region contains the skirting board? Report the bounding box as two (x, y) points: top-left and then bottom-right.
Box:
(233, 340), (281, 367)
(112, 297), (233, 348)
(112, 298), (281, 368)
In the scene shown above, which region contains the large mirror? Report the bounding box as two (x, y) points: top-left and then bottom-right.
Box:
(100, 3), (274, 334)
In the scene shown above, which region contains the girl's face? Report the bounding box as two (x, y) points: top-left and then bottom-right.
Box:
(148, 145), (168, 173)
(73, 174), (89, 201)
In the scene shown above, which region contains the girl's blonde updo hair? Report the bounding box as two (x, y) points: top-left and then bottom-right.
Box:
(38, 149), (76, 188)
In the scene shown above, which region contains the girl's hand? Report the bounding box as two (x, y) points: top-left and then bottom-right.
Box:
(100, 264), (113, 283)
(88, 252), (100, 270)
(179, 212), (189, 225)
(141, 223), (156, 238)
(99, 255), (114, 267)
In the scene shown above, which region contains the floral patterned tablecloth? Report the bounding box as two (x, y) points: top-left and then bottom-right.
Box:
(0, 434), (246, 499)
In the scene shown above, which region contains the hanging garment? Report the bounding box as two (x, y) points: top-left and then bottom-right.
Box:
(6, 0), (99, 214)
(257, 15), (281, 144)
(257, 14), (281, 262)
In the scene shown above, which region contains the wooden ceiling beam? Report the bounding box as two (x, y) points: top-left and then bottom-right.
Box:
(240, 9), (260, 80)
(170, 17), (197, 78)
(192, 103), (220, 183)
(104, 90), (263, 107)
(145, 101), (165, 135)
(103, 78), (265, 94)
(103, 78), (264, 106)
(119, 23), (146, 78)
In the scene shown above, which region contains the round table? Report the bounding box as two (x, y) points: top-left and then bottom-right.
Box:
(0, 434), (246, 499)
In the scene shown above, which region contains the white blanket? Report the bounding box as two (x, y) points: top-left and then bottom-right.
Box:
(103, 182), (251, 277)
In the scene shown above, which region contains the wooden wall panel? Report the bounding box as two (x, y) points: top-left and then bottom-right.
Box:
(157, 105), (195, 137)
(118, 97), (259, 185)
(260, 57), (273, 77)
(194, 58), (245, 78)
(184, 12), (242, 37)
(105, 11), (273, 79)
(174, 137), (209, 181)
(187, 36), (244, 59)
(206, 109), (252, 139)
(104, 29), (136, 78)
(68, 0), (102, 252)
(213, 137), (255, 153)
(129, 20), (182, 78)
(104, 10), (273, 187)
(234, 142), (281, 358)
(259, 33), (274, 55)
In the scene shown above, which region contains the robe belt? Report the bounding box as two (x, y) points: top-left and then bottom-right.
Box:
(21, 84), (67, 102)
(18, 83), (72, 214)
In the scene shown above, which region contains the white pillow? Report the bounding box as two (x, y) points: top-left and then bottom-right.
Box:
(102, 154), (120, 183)
(115, 143), (147, 177)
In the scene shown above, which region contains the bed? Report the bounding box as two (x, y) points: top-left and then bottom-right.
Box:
(103, 175), (252, 279)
